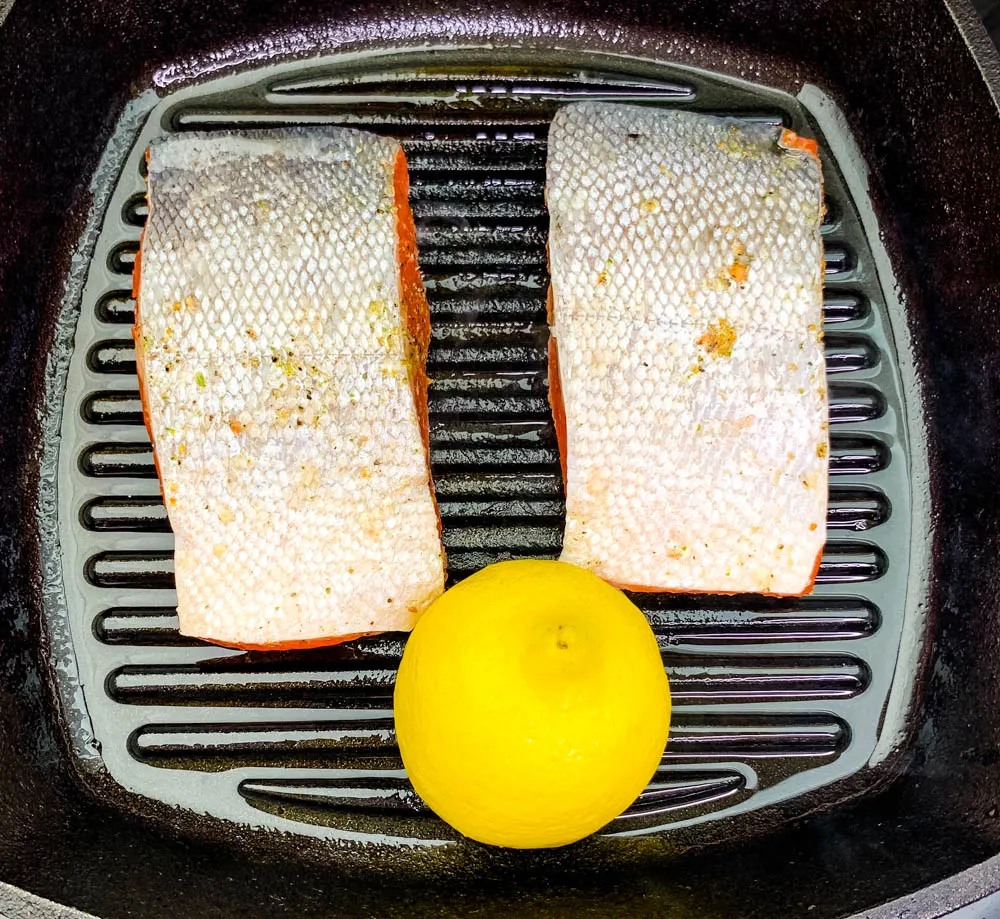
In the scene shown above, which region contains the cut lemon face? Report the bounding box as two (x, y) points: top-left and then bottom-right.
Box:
(394, 559), (671, 848)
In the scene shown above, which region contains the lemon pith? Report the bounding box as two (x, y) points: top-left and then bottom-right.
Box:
(393, 559), (672, 848)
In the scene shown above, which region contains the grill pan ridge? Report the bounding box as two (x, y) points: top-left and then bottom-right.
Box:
(44, 49), (927, 847)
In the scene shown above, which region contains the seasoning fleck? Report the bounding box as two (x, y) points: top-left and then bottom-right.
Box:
(696, 318), (738, 359)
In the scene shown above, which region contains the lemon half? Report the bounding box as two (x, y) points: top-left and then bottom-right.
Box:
(394, 559), (671, 848)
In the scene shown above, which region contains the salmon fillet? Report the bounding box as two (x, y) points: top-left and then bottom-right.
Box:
(547, 103), (828, 596)
(134, 127), (445, 648)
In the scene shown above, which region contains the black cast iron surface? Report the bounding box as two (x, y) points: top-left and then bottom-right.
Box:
(2, 2), (1000, 918)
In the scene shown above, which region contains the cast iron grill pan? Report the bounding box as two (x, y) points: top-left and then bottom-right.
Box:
(49, 53), (922, 845)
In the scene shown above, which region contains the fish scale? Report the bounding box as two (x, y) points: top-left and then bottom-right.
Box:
(135, 127), (445, 647)
(548, 103), (828, 595)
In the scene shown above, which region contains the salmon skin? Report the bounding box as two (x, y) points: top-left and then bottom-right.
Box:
(546, 103), (828, 596)
(134, 127), (445, 648)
